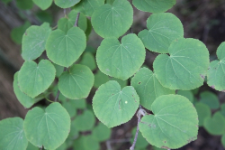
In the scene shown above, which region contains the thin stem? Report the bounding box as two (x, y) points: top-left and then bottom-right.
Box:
(74, 13), (80, 27)
(54, 90), (60, 102)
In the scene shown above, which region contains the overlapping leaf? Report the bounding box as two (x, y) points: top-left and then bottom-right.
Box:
(195, 102), (211, 126)
(199, 91), (220, 109)
(33, 0), (52, 10)
(54, 0), (80, 8)
(92, 123), (111, 142)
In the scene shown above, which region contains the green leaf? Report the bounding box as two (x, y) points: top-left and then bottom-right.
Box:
(55, 0), (80, 8)
(46, 27), (86, 67)
(0, 117), (28, 150)
(132, 0), (176, 13)
(68, 121), (79, 140)
(92, 122), (111, 142)
(177, 90), (194, 102)
(80, 52), (97, 71)
(22, 23), (52, 60)
(93, 80), (140, 128)
(96, 34), (145, 80)
(73, 135), (100, 150)
(153, 38), (210, 90)
(73, 110), (95, 131)
(24, 103), (71, 150)
(222, 134), (225, 148)
(74, 0), (104, 17)
(204, 112), (225, 135)
(18, 60), (55, 98)
(195, 102), (211, 126)
(56, 143), (67, 150)
(27, 143), (39, 150)
(91, 0), (133, 38)
(220, 104), (225, 117)
(54, 63), (64, 77)
(131, 67), (175, 110)
(85, 19), (92, 38)
(138, 13), (183, 53)
(62, 101), (77, 118)
(58, 64), (94, 99)
(131, 127), (148, 149)
(207, 42), (225, 91)
(33, 0), (52, 10)
(139, 95), (198, 149)
(11, 21), (30, 44)
(16, 0), (33, 10)
(199, 91), (220, 109)
(36, 11), (53, 24)
(57, 10), (87, 33)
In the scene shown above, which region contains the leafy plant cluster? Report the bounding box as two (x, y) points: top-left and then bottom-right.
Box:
(1, 0), (225, 150)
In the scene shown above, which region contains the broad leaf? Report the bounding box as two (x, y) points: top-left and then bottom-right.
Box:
(199, 91), (219, 109)
(62, 101), (77, 118)
(195, 102), (211, 126)
(131, 67), (175, 110)
(80, 52), (97, 71)
(91, 0), (133, 38)
(46, 27), (86, 67)
(54, 0), (80, 8)
(33, 0), (52, 10)
(0, 117), (28, 150)
(11, 21), (30, 44)
(153, 38), (209, 90)
(74, 0), (105, 17)
(22, 23), (51, 60)
(23, 103), (70, 150)
(132, 0), (176, 13)
(207, 42), (225, 91)
(18, 60), (56, 98)
(139, 95), (198, 149)
(93, 81), (140, 128)
(96, 34), (145, 80)
(73, 110), (95, 131)
(58, 64), (94, 99)
(73, 135), (100, 150)
(54, 63), (64, 77)
(92, 122), (111, 142)
(177, 90), (194, 103)
(138, 13), (184, 53)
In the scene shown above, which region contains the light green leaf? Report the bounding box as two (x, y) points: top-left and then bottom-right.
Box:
(204, 112), (225, 135)
(177, 90), (194, 102)
(68, 121), (79, 140)
(207, 42), (225, 91)
(91, 0), (133, 38)
(153, 38), (210, 90)
(22, 23), (52, 60)
(0, 117), (28, 150)
(54, 63), (64, 77)
(54, 0), (80, 8)
(80, 52), (97, 71)
(92, 122), (111, 142)
(16, 0), (33, 10)
(33, 0), (52, 10)
(46, 27), (86, 67)
(58, 64), (94, 99)
(220, 104), (225, 117)
(73, 110), (95, 131)
(93, 80), (140, 128)
(55, 143), (67, 150)
(222, 134), (225, 148)
(18, 60), (56, 98)
(132, 0), (176, 13)
(73, 135), (100, 150)
(62, 101), (77, 118)
(131, 127), (148, 149)
(74, 0), (104, 17)
(27, 143), (39, 150)
(96, 34), (145, 80)
(199, 91), (220, 109)
(139, 95), (198, 149)
(23, 103), (70, 150)
(194, 102), (211, 126)
(138, 13), (183, 53)
(57, 10), (87, 33)
(131, 67), (175, 110)
(11, 21), (30, 44)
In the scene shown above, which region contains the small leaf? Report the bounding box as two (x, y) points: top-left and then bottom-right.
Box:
(194, 102), (211, 126)
(18, 60), (56, 98)
(153, 38), (210, 90)
(62, 101), (77, 118)
(207, 42), (225, 91)
(0, 117), (28, 150)
(11, 21), (30, 44)
(131, 127), (148, 149)
(23, 103), (71, 150)
(138, 13), (184, 53)
(139, 95), (198, 149)
(131, 67), (175, 110)
(93, 80), (140, 128)
(132, 0), (176, 13)
(73, 135), (100, 150)
(46, 27), (86, 67)
(32, 0), (53, 10)
(58, 64), (94, 99)
(22, 23), (52, 60)
(199, 91), (220, 109)
(92, 122), (111, 142)
(53, 63), (64, 77)
(80, 52), (97, 71)
(72, 110), (95, 131)
(91, 0), (133, 38)
(16, 0), (33, 10)
(96, 34), (146, 80)
(177, 90), (194, 102)
(220, 104), (225, 117)
(54, 0), (80, 8)
(36, 11), (53, 24)
(27, 143), (39, 150)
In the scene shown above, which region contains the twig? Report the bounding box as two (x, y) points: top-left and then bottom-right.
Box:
(54, 90), (60, 102)
(74, 13), (80, 27)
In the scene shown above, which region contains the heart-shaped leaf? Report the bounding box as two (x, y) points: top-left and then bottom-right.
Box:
(80, 52), (97, 71)
(195, 102), (211, 126)
(91, 0), (133, 38)
(46, 27), (86, 67)
(0, 117), (28, 150)
(18, 60), (56, 98)
(23, 103), (70, 150)
(153, 38), (209, 90)
(131, 67), (175, 110)
(138, 13), (184, 53)
(54, 0), (80, 8)
(92, 122), (111, 142)
(11, 21), (30, 44)
(96, 34), (145, 80)
(22, 23), (51, 60)
(58, 64), (94, 99)
(33, 0), (53, 10)
(93, 80), (140, 128)
(139, 95), (198, 149)
(177, 90), (194, 103)
(199, 91), (220, 109)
